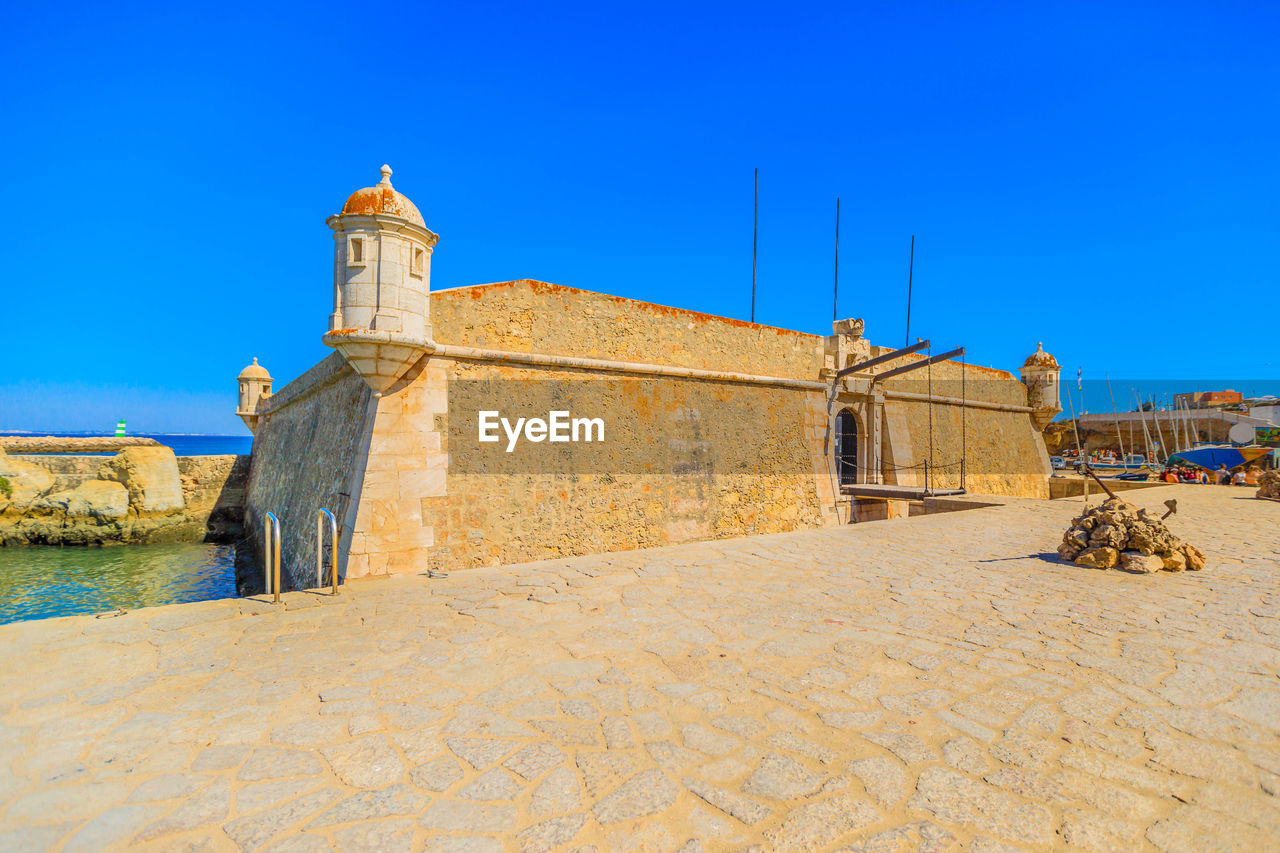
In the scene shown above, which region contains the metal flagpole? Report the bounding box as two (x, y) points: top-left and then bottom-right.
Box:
(833, 198), (840, 322)
(926, 344), (933, 493)
(905, 235), (915, 347)
(751, 168), (758, 323)
(961, 351), (967, 490)
(1066, 384), (1085, 502)
(1073, 368), (1085, 465)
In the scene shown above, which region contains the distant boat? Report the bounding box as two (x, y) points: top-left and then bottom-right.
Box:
(1077, 453), (1151, 474)
(114, 419), (127, 437)
(1168, 445), (1273, 471)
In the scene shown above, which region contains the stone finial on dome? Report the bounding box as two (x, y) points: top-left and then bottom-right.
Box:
(1023, 341), (1060, 369)
(338, 164), (425, 228)
(238, 357), (272, 381)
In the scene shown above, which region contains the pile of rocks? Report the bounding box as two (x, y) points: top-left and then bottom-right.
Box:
(1057, 497), (1205, 573)
(1258, 470), (1280, 502)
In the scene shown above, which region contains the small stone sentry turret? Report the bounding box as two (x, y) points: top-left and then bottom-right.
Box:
(236, 357), (273, 434)
(1020, 342), (1062, 431)
(321, 165), (439, 395)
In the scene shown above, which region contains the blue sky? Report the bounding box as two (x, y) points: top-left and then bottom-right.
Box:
(2, 1), (1277, 434)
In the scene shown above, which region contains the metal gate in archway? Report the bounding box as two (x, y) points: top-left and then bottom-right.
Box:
(835, 408), (858, 486)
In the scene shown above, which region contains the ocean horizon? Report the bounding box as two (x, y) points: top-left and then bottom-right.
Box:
(1, 431), (252, 456)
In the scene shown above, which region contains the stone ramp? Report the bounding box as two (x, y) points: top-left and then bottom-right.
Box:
(0, 486), (1277, 850)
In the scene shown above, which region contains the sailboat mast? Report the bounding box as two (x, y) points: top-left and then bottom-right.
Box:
(1151, 395), (1168, 463)
(1066, 384), (1084, 464)
(1132, 390), (1149, 461)
(1106, 374), (1126, 462)
(1128, 396), (1134, 457)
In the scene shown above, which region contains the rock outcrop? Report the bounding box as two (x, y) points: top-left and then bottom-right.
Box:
(99, 446), (184, 514)
(1057, 497), (1205, 573)
(0, 445), (226, 546)
(0, 455), (55, 508)
(38, 480), (130, 520)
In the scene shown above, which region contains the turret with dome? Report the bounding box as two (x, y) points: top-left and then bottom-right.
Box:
(1020, 342), (1062, 431)
(236, 357), (273, 433)
(325, 165), (438, 339)
(320, 165), (440, 394)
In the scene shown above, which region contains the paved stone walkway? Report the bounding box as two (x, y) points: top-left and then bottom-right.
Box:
(1, 486), (1278, 852)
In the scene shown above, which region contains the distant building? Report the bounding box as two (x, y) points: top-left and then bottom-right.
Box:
(1245, 396), (1279, 425)
(1174, 390), (1243, 408)
(1248, 405), (1280, 426)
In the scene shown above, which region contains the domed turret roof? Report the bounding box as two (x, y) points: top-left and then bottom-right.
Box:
(1023, 342), (1060, 369)
(339, 165), (425, 227)
(238, 358), (272, 381)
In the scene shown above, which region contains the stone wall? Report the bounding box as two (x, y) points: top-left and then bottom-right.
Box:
(882, 398), (1051, 498)
(431, 280), (826, 379)
(14, 455), (101, 493)
(422, 360), (831, 570)
(178, 455), (250, 541)
(877, 358), (1050, 499)
(1048, 477), (1165, 500)
(246, 356), (839, 585)
(243, 353), (374, 592)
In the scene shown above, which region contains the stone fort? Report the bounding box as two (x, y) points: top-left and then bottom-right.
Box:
(236, 166), (1061, 590)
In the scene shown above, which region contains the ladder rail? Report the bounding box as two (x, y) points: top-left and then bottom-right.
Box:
(317, 508), (339, 595)
(264, 511), (282, 605)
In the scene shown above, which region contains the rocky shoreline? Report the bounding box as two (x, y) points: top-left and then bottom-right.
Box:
(0, 440), (247, 546)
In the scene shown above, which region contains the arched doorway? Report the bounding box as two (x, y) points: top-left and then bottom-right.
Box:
(835, 408), (858, 486)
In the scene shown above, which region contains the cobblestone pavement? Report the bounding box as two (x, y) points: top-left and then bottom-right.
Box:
(1, 486), (1278, 852)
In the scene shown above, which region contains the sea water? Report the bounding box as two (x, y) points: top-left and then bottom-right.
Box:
(0, 433), (248, 624)
(0, 543), (237, 625)
(0, 432), (252, 456)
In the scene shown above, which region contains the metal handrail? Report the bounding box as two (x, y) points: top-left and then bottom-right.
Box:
(317, 508), (338, 595)
(264, 512), (282, 605)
